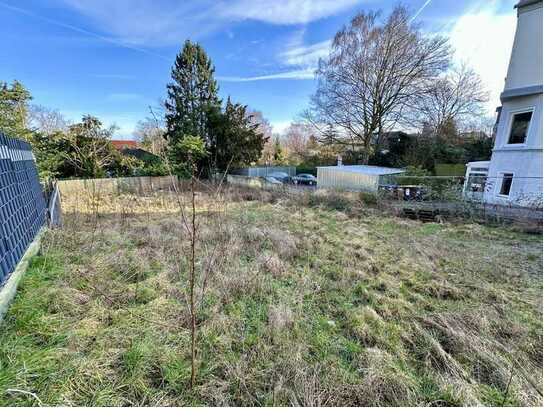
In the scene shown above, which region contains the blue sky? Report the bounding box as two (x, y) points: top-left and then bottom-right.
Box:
(0, 0), (518, 138)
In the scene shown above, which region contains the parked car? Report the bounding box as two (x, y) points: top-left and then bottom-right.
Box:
(291, 173), (317, 186)
(268, 172), (291, 183)
(263, 176), (283, 185)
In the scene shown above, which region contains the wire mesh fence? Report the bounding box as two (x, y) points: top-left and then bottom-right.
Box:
(0, 133), (46, 287)
(43, 179), (62, 228)
(377, 175), (543, 224)
(53, 169), (543, 228)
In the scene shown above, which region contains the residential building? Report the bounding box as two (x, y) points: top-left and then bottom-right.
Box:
(465, 0), (543, 207)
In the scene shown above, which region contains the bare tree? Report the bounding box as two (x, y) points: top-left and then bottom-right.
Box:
(135, 118), (167, 156)
(166, 136), (231, 389)
(461, 115), (496, 138)
(283, 122), (317, 164)
(247, 109), (273, 141)
(306, 6), (451, 163)
(409, 64), (489, 135)
(247, 110), (276, 165)
(27, 105), (70, 135)
(259, 137), (277, 165)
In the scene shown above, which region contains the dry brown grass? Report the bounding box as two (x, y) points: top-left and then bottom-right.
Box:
(1, 184), (542, 406)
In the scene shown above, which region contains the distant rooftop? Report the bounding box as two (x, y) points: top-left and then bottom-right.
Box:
(317, 165), (405, 176)
(111, 140), (139, 150)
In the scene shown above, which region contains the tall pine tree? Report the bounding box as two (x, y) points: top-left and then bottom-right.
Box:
(165, 40), (219, 170)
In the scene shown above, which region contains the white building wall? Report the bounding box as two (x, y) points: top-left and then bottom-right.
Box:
(485, 151), (543, 206)
(486, 94), (543, 206)
(481, 1), (543, 208)
(505, 3), (543, 90)
(493, 94), (543, 149)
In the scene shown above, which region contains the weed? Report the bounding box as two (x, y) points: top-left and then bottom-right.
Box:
(0, 186), (542, 405)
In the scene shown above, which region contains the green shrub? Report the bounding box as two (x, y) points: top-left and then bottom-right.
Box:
(359, 192), (378, 206)
(434, 163), (466, 177)
(308, 190), (353, 211)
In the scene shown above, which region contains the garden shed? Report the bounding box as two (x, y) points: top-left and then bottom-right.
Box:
(317, 165), (405, 192)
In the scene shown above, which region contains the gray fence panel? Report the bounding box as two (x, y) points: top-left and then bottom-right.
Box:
(233, 166), (296, 177)
(0, 133), (46, 287)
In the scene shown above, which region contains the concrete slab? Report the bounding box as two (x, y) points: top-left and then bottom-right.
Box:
(0, 228), (46, 323)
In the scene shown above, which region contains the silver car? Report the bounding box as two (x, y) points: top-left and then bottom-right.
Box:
(263, 176), (283, 185)
(267, 172), (290, 183)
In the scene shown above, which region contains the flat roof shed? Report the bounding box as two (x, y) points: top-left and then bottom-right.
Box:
(317, 165), (405, 192)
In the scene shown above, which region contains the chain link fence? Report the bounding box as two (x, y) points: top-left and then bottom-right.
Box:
(0, 133), (46, 287)
(377, 175), (543, 224)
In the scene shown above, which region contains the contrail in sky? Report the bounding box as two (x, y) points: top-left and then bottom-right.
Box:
(0, 1), (170, 62)
(411, 0), (433, 22)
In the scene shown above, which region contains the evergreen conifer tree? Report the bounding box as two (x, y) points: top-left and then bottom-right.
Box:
(165, 40), (220, 170)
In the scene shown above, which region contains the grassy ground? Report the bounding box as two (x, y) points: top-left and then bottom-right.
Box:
(1, 187), (542, 406)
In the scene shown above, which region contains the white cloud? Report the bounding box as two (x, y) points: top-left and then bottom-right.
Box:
(218, 68), (316, 82)
(221, 1), (518, 90)
(271, 120), (292, 135)
(218, 27), (332, 82)
(218, 0), (359, 25)
(60, 0), (360, 46)
(60, 0), (220, 46)
(280, 39), (331, 67)
(222, 31), (331, 82)
(411, 0), (433, 23)
(447, 1), (517, 114)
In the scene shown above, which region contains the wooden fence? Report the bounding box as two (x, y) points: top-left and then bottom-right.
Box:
(58, 176), (178, 196)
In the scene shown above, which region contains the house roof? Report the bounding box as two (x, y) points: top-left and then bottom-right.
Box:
(317, 165), (405, 176)
(111, 140), (139, 150)
(121, 148), (159, 162)
(516, 0), (543, 8)
(466, 161), (490, 168)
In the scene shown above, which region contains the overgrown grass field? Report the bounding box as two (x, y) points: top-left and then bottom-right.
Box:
(1, 187), (542, 406)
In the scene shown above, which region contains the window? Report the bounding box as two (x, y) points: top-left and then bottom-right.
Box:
(499, 173), (514, 196)
(507, 111), (533, 144)
(467, 173), (487, 192)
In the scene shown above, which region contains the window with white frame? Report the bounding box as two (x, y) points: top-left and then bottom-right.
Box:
(499, 173), (514, 196)
(467, 172), (487, 193)
(507, 110), (533, 145)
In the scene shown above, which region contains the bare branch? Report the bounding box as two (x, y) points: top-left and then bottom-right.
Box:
(306, 5), (451, 163)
